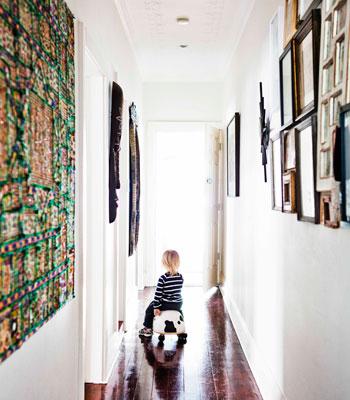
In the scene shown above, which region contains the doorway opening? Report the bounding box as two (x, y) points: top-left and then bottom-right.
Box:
(146, 122), (223, 289)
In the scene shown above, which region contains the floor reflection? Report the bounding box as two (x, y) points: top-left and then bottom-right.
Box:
(86, 287), (263, 400)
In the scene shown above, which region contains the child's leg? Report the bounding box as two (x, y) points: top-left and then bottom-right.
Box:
(143, 301), (155, 329)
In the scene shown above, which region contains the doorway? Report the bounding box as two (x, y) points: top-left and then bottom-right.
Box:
(82, 45), (127, 384)
(146, 122), (222, 289)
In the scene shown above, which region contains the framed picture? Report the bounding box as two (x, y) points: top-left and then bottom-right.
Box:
(334, 37), (345, 87)
(227, 113), (241, 197)
(282, 128), (296, 172)
(320, 187), (341, 228)
(294, 10), (321, 120)
(270, 133), (283, 211)
(317, 0), (349, 192)
(295, 115), (320, 223)
(298, 0), (321, 20)
(282, 170), (296, 213)
(340, 103), (350, 223)
(284, 0), (298, 47)
(279, 44), (295, 128)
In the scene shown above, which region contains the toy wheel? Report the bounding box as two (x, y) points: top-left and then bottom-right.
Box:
(177, 333), (187, 343)
(158, 334), (165, 342)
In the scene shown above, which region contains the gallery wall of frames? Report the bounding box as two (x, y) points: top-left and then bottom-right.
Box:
(268, 0), (350, 228)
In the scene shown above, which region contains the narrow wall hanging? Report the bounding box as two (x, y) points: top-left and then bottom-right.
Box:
(259, 82), (270, 182)
(0, 0), (75, 363)
(109, 82), (124, 223)
(129, 103), (140, 256)
(227, 113), (241, 197)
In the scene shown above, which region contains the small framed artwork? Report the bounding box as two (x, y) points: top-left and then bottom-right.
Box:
(282, 170), (296, 213)
(320, 188), (341, 228)
(227, 113), (241, 197)
(334, 36), (345, 87)
(294, 10), (321, 120)
(322, 15), (332, 61)
(270, 133), (283, 211)
(333, 1), (347, 37)
(321, 61), (333, 96)
(298, 0), (321, 21)
(279, 44), (295, 128)
(284, 0), (298, 47)
(295, 115), (320, 223)
(340, 103), (350, 223)
(282, 128), (296, 172)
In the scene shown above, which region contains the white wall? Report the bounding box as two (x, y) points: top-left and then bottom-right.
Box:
(143, 81), (223, 122)
(221, 2), (350, 400)
(0, 0), (143, 399)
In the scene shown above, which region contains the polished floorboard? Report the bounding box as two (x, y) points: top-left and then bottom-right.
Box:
(85, 287), (263, 400)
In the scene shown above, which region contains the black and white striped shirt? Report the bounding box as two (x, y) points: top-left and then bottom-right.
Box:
(153, 272), (184, 308)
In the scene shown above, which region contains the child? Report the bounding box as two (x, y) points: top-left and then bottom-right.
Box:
(139, 250), (184, 337)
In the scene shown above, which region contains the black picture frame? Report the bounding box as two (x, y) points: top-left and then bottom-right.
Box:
(227, 113), (241, 197)
(270, 133), (283, 211)
(279, 43), (296, 129)
(295, 115), (320, 223)
(340, 103), (350, 223)
(294, 9), (321, 122)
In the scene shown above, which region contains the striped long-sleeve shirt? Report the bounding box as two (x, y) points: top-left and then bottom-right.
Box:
(153, 272), (184, 309)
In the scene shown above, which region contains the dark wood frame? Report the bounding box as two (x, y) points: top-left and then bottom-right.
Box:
(226, 113), (241, 197)
(294, 9), (321, 122)
(279, 43), (296, 129)
(270, 133), (283, 211)
(295, 115), (320, 223)
(340, 103), (350, 223)
(298, 0), (322, 21)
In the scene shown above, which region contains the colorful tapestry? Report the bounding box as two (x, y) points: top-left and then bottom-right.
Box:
(0, 0), (75, 362)
(109, 82), (123, 223)
(129, 103), (140, 256)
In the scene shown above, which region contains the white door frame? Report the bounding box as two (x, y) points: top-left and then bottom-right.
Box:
(76, 23), (127, 388)
(144, 121), (223, 288)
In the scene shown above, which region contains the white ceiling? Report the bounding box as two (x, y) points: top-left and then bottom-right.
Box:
(116, 0), (255, 82)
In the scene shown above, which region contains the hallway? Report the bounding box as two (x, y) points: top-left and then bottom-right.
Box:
(86, 288), (262, 400)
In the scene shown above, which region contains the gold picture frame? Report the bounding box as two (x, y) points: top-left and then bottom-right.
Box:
(284, 0), (298, 47)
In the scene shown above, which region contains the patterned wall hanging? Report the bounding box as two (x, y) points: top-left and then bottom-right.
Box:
(109, 82), (123, 223)
(0, 0), (75, 362)
(129, 103), (140, 257)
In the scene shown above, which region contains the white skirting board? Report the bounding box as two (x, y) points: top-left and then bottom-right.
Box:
(220, 287), (287, 400)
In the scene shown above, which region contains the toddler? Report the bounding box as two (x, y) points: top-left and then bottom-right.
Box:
(139, 250), (184, 337)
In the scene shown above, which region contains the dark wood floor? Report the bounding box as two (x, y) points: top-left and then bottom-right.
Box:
(86, 287), (263, 400)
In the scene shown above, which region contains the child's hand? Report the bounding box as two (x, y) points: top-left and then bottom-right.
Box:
(154, 309), (161, 317)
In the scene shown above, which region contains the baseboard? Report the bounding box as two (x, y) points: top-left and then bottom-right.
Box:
(220, 286), (287, 400)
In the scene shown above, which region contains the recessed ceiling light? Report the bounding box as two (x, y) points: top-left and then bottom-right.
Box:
(177, 16), (190, 25)
(179, 44), (189, 48)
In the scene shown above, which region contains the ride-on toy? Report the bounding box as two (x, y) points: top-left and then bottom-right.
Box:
(153, 310), (188, 344)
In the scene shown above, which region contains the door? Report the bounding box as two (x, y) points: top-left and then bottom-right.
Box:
(147, 123), (222, 289)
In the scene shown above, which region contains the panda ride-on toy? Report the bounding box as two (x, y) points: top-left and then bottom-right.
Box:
(153, 310), (187, 344)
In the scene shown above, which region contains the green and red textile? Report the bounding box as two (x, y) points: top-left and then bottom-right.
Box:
(0, 0), (75, 362)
